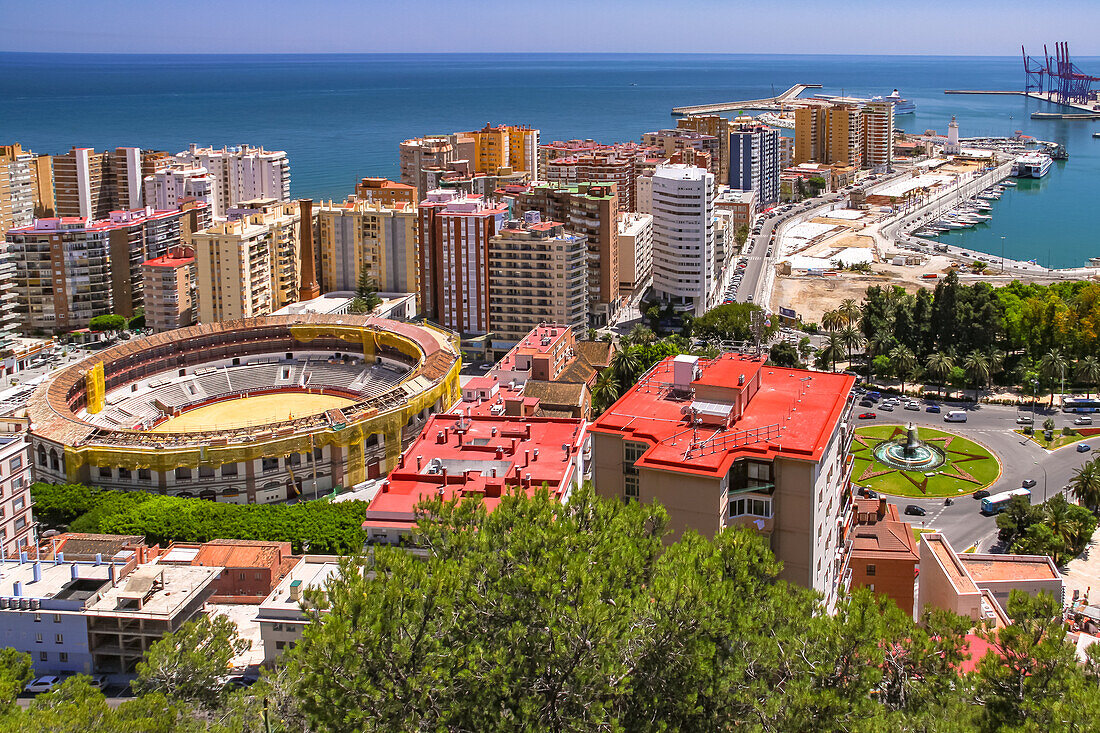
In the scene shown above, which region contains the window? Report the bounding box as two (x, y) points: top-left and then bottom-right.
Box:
(866, 564), (876, 577)
(53, 614), (61, 623)
(286, 625), (296, 633)
(9, 456), (21, 472)
(138, 468), (151, 481)
(221, 463), (238, 477)
(15, 517), (25, 531)
(40, 652), (47, 662)
(118, 467), (131, 480)
(262, 457), (280, 472)
(35, 633), (42, 643)
(99, 466), (112, 479)
(238, 572), (246, 580)
(199, 466), (215, 478)
(276, 641), (285, 650)
(55, 633), (63, 644)
(175, 467), (191, 481)
(59, 652), (68, 663)
(623, 441), (646, 503)
(13, 497), (24, 511)
(34, 613), (41, 623)
(728, 495), (773, 519)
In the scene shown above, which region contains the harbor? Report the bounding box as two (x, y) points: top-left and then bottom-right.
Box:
(670, 83), (821, 116)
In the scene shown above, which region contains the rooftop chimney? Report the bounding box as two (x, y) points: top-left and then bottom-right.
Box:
(56, 552), (64, 565)
(32, 563), (41, 583)
(298, 199), (320, 301)
(12, 581), (22, 597)
(71, 564), (79, 581)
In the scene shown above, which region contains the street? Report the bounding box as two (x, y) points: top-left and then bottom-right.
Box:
(858, 400), (1094, 552)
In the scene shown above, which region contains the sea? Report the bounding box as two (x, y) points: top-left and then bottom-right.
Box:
(1, 52), (1098, 268)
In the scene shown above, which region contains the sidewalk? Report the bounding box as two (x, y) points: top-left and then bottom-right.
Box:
(1063, 527), (1100, 607)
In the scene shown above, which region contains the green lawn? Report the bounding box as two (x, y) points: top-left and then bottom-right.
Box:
(1016, 429), (1092, 450)
(912, 528), (937, 544)
(851, 425), (1001, 499)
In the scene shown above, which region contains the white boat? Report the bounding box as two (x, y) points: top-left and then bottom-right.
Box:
(1012, 152), (1052, 178)
(1001, 180), (1017, 187)
(880, 89), (916, 115)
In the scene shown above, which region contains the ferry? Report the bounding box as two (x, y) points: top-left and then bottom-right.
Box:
(1012, 152), (1052, 178)
(880, 89), (916, 115)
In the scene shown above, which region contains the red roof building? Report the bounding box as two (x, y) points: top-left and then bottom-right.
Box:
(363, 413), (587, 544)
(846, 497), (919, 615)
(589, 352), (857, 609)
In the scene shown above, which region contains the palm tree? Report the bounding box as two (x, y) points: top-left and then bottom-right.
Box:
(610, 347), (642, 387)
(925, 352), (954, 399)
(1076, 356), (1100, 398)
(838, 299), (861, 327)
(626, 324), (656, 346)
(824, 332), (846, 372)
(1043, 495), (1075, 563)
(1070, 459), (1100, 513)
(962, 350), (991, 401)
(592, 370), (621, 415)
(821, 309), (845, 333)
(839, 325), (864, 369)
(889, 345), (917, 395)
(1039, 349), (1069, 407)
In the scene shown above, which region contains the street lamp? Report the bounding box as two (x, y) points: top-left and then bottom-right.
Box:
(1034, 459), (1049, 502)
(1000, 236), (1006, 274)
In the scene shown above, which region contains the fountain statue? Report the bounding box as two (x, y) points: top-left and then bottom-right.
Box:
(872, 421), (946, 472)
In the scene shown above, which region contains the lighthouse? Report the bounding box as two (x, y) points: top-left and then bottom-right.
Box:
(944, 116), (960, 155)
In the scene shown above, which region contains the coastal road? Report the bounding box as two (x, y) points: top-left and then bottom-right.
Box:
(859, 400), (1094, 552)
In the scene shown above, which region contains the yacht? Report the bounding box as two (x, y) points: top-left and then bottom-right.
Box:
(1001, 180), (1017, 187)
(1012, 152), (1052, 178)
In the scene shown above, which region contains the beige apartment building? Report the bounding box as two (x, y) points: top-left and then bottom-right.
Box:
(225, 198), (305, 312)
(141, 247), (195, 333)
(315, 198), (419, 299)
(795, 100), (893, 170)
(0, 144), (36, 238)
(862, 100), (895, 169)
(590, 353), (857, 610)
(676, 114), (732, 183)
(617, 212), (652, 294)
(193, 218), (273, 323)
(398, 136), (457, 198)
(488, 213), (588, 349)
(354, 177), (417, 208)
(52, 147), (168, 219)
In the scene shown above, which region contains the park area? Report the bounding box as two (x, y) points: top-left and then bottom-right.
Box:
(850, 424), (1000, 498)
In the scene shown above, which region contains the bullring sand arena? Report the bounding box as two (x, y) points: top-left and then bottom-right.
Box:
(26, 315), (461, 504)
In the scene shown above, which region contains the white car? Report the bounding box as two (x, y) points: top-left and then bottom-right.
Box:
(1074, 416), (1093, 426)
(25, 675), (62, 694)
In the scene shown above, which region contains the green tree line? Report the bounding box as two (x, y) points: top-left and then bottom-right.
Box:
(5, 486), (1100, 732)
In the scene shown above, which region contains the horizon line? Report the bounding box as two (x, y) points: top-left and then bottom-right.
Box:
(0, 50), (1055, 59)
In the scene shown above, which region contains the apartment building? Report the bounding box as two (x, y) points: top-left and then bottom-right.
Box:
(173, 144), (290, 218)
(590, 353), (857, 609)
(158, 539), (297, 604)
(795, 100), (893, 170)
(862, 99), (895, 170)
(845, 497), (919, 616)
(617, 212), (653, 294)
(0, 144), (36, 237)
(504, 182), (620, 327)
(141, 247), (195, 333)
(52, 147), (167, 219)
(256, 555), (341, 663)
(225, 198), (305, 312)
(192, 217), (273, 323)
(0, 432), (34, 556)
(461, 123), (539, 179)
(544, 145), (662, 213)
(399, 136), (458, 198)
(642, 129), (721, 177)
(354, 177), (417, 207)
(714, 189), (757, 232)
(488, 213), (588, 350)
(315, 198), (418, 299)
(729, 116), (780, 207)
(143, 166), (215, 212)
(417, 190), (507, 335)
(537, 139), (610, 173)
(0, 242), (19, 361)
(5, 208), (191, 332)
(649, 164), (715, 317)
(363, 413), (587, 544)
(30, 154), (54, 217)
(918, 533), (1062, 623)
(676, 115), (732, 184)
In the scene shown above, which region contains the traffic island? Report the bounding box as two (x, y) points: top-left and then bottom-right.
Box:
(850, 424), (1000, 498)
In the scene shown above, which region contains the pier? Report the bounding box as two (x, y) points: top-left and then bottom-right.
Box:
(943, 89), (1100, 117)
(671, 83), (821, 116)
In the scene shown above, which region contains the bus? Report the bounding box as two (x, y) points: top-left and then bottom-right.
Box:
(1062, 397), (1100, 413)
(981, 488), (1031, 515)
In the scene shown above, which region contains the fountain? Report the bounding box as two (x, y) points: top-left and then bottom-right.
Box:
(872, 422), (946, 472)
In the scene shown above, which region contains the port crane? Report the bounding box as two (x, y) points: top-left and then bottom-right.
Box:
(1022, 42), (1099, 107)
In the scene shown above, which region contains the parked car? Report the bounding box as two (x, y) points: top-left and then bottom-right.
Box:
(904, 505), (927, 517)
(226, 673), (260, 689)
(1078, 444), (1092, 453)
(1021, 479), (1037, 488)
(925, 404), (941, 413)
(880, 404), (895, 411)
(904, 401), (920, 411)
(89, 674), (110, 691)
(859, 399), (874, 407)
(973, 489), (991, 500)
(1074, 416), (1093, 426)
(858, 412), (877, 419)
(1016, 415), (1034, 424)
(25, 676), (62, 694)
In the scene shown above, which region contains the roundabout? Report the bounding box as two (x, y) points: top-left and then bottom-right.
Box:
(850, 423), (1001, 498)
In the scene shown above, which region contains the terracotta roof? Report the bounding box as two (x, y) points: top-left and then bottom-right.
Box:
(522, 380), (586, 409)
(574, 341), (613, 369)
(192, 539), (289, 570)
(849, 520), (919, 561)
(46, 533), (145, 560)
(958, 555), (1060, 582)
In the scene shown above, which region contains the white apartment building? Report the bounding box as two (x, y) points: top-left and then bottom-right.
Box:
(143, 166), (215, 212)
(0, 432), (34, 555)
(617, 212), (653, 293)
(863, 100), (895, 170)
(0, 144), (35, 236)
(174, 144), (290, 218)
(649, 165), (715, 317)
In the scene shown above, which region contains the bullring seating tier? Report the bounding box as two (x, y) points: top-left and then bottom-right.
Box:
(82, 356), (412, 431)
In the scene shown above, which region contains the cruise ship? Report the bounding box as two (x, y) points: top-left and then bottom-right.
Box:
(880, 89), (916, 115)
(1012, 152), (1053, 178)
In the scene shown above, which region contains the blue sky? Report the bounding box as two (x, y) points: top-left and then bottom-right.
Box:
(3, 0), (1099, 55)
